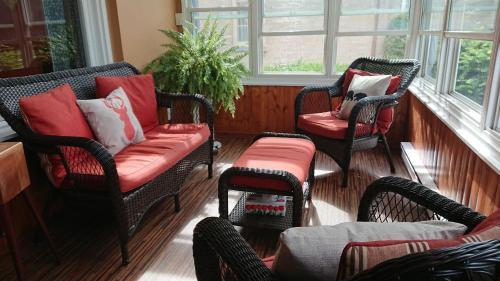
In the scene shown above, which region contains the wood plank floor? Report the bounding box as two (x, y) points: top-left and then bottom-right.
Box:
(0, 135), (409, 281)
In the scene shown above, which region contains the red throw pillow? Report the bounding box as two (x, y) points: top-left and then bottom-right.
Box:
(95, 74), (158, 132)
(340, 68), (401, 134)
(337, 224), (500, 280)
(19, 84), (95, 186)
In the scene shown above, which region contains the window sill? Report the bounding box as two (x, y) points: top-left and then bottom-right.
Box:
(242, 74), (339, 87)
(409, 82), (500, 174)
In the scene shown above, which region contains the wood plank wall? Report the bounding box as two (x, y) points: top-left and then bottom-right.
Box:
(214, 85), (410, 150)
(408, 94), (500, 215)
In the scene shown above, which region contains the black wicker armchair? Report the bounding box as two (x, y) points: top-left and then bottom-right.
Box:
(193, 176), (500, 281)
(0, 62), (214, 265)
(295, 58), (421, 187)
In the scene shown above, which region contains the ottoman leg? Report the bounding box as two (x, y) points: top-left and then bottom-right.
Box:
(218, 184), (229, 219)
(292, 193), (304, 227)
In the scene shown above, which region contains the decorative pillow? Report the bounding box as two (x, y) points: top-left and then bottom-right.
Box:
(340, 68), (401, 134)
(271, 221), (467, 281)
(95, 74), (158, 132)
(337, 224), (500, 280)
(336, 74), (391, 121)
(19, 84), (95, 186)
(77, 87), (145, 155)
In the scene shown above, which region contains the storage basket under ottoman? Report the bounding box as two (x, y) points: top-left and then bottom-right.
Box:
(218, 132), (316, 230)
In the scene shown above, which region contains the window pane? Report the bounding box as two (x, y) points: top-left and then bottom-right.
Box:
(335, 35), (407, 73)
(263, 35), (325, 73)
(0, 1), (17, 42)
(448, 0), (499, 32)
(454, 39), (492, 105)
(192, 11), (249, 51)
(0, 44), (24, 71)
(192, 11), (249, 66)
(421, 0), (446, 31)
(420, 35), (441, 80)
(191, 0), (248, 8)
(1, 0), (86, 76)
(263, 0), (324, 32)
(339, 0), (410, 32)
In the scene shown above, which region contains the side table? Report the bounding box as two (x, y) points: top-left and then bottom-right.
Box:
(0, 142), (58, 280)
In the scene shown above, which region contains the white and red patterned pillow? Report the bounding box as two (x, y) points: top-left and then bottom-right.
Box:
(77, 87), (145, 155)
(337, 222), (500, 280)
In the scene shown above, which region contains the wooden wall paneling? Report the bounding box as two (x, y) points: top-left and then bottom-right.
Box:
(215, 85), (409, 149)
(408, 94), (500, 215)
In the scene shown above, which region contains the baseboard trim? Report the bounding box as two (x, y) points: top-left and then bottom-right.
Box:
(401, 142), (438, 190)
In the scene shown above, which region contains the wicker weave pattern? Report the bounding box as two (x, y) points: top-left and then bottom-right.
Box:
(0, 62), (214, 265)
(295, 57), (421, 187)
(193, 177), (494, 281)
(358, 176), (486, 231)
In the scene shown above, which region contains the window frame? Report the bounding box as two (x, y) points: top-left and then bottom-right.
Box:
(181, 0), (500, 135)
(182, 0), (413, 83)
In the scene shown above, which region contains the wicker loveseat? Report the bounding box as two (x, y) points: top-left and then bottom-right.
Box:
(0, 62), (214, 265)
(193, 177), (500, 281)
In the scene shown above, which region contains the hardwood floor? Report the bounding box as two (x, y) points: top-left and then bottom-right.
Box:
(0, 135), (409, 281)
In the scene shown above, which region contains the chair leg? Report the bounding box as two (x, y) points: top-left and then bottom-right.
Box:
(341, 152), (352, 188)
(380, 134), (396, 173)
(174, 194), (181, 212)
(22, 191), (60, 263)
(0, 203), (24, 281)
(120, 239), (130, 266)
(208, 163), (213, 179)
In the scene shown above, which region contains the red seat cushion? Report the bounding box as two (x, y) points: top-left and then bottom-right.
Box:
(19, 84), (95, 186)
(229, 137), (315, 192)
(115, 123), (210, 193)
(339, 68), (401, 134)
(297, 111), (376, 140)
(95, 74), (159, 132)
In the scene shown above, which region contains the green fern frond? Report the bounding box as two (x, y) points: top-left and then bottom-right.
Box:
(143, 18), (248, 117)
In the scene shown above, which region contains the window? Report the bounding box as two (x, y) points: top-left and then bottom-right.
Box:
(0, 0), (86, 78)
(261, 0), (325, 74)
(183, 0), (410, 76)
(187, 1), (249, 67)
(415, 0), (500, 136)
(335, 0), (410, 73)
(182, 0), (500, 135)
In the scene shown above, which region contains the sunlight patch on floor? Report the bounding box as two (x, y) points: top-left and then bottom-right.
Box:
(314, 168), (335, 177)
(306, 199), (350, 226)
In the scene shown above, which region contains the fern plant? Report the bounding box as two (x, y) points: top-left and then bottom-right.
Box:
(144, 19), (248, 116)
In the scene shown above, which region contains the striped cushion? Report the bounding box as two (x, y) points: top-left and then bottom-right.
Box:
(337, 225), (500, 280)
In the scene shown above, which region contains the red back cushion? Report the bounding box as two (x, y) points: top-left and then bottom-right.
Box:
(95, 74), (158, 132)
(340, 68), (401, 134)
(19, 84), (94, 186)
(19, 84), (94, 138)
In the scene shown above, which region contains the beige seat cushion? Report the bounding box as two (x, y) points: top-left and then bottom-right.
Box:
(272, 221), (467, 281)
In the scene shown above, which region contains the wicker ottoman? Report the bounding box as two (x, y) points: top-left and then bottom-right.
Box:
(218, 132), (316, 230)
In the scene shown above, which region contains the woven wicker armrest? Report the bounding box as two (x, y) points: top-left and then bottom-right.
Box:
(357, 177), (486, 231)
(294, 84), (342, 125)
(349, 240), (500, 281)
(193, 217), (276, 281)
(218, 166), (304, 225)
(156, 92), (214, 133)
